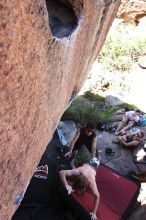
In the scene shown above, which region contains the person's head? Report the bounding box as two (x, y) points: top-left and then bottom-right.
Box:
(89, 157), (100, 169)
(135, 110), (141, 116)
(85, 121), (96, 136)
(134, 131), (144, 139)
(72, 174), (89, 195)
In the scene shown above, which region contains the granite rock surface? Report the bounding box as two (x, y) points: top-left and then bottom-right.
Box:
(118, 0), (146, 22)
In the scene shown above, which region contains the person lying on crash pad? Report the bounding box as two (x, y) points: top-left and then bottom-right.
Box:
(59, 157), (100, 220)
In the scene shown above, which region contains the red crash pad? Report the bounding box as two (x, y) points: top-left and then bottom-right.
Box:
(71, 165), (140, 220)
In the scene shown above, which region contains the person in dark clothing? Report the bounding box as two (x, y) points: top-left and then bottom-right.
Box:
(65, 122), (98, 161)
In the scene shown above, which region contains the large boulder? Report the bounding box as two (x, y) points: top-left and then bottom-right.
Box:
(117, 0), (146, 22)
(0, 0), (121, 219)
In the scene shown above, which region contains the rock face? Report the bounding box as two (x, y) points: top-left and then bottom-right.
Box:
(117, 0), (146, 22)
(0, 0), (121, 219)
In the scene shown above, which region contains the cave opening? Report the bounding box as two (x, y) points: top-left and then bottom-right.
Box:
(45, 0), (78, 38)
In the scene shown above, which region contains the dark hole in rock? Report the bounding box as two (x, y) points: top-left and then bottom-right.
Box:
(45, 0), (78, 38)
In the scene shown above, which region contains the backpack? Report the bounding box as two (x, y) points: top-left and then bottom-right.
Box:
(138, 115), (146, 126)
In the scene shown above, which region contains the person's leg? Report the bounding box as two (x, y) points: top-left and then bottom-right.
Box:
(120, 121), (135, 133)
(118, 130), (126, 136)
(115, 120), (127, 134)
(119, 135), (127, 142)
(121, 140), (138, 150)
